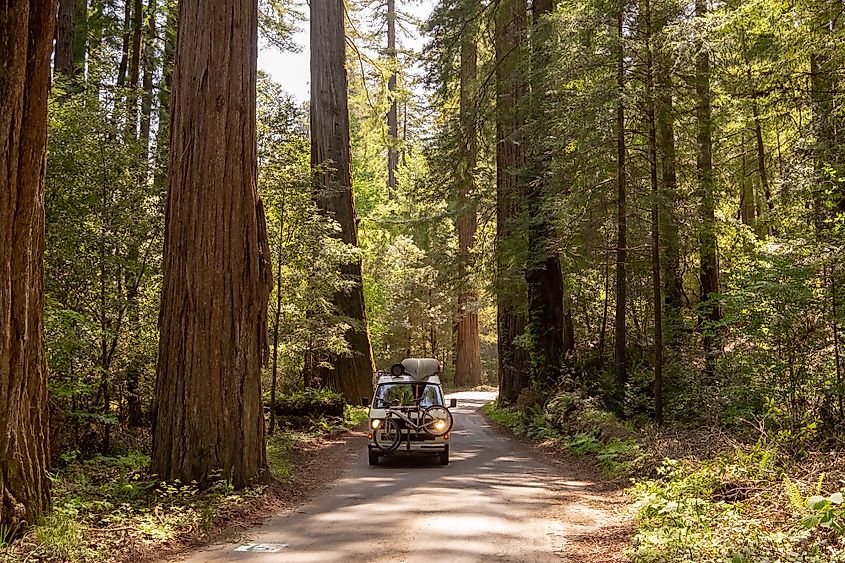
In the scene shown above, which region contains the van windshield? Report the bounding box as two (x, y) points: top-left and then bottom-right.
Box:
(375, 383), (443, 408)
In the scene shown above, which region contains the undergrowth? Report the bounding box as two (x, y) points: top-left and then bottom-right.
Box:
(483, 399), (646, 477)
(485, 394), (845, 562)
(1, 405), (365, 562)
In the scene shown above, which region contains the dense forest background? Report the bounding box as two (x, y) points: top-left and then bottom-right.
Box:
(4, 0), (845, 559)
(39, 0), (845, 451)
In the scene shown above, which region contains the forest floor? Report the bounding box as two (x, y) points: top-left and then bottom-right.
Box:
(174, 391), (631, 562)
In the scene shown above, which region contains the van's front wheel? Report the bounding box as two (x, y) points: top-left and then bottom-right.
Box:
(368, 448), (380, 465)
(438, 446), (449, 466)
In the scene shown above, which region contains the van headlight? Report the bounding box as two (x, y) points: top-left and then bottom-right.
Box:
(371, 419), (381, 429)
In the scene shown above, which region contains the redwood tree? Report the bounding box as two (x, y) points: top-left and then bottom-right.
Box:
(309, 0), (376, 402)
(151, 0), (272, 488)
(496, 0), (530, 405)
(526, 0), (566, 390)
(454, 2), (482, 387)
(1, 0), (55, 528)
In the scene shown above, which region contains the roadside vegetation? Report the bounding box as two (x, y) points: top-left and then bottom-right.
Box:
(0, 398), (365, 563)
(486, 396), (845, 562)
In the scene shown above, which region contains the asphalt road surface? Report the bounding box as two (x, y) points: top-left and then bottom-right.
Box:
(176, 391), (612, 563)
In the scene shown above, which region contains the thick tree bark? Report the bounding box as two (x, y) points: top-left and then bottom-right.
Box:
(454, 11), (482, 387)
(151, 0), (271, 488)
(526, 0), (566, 391)
(386, 0), (398, 197)
(495, 0), (529, 405)
(695, 0), (720, 377)
(309, 0), (376, 403)
(614, 5), (628, 389)
(54, 0), (77, 77)
(1, 0), (56, 528)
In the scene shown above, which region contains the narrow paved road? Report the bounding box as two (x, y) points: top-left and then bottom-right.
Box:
(176, 392), (626, 562)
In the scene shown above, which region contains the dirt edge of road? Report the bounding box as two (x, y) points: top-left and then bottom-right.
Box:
(481, 407), (634, 562)
(135, 428), (366, 563)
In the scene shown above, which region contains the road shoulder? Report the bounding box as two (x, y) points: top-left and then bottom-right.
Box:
(481, 406), (634, 562)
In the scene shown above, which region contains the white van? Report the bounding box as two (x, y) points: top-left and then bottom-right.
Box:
(363, 358), (456, 466)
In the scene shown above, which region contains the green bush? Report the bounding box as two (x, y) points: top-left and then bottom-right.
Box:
(628, 449), (845, 562)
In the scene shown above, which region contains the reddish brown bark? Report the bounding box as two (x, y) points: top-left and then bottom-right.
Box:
(1, 0), (56, 528)
(151, 0), (271, 488)
(454, 14), (482, 387)
(309, 0), (375, 402)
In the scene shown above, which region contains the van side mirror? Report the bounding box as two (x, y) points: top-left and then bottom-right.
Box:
(449, 398), (457, 408)
(361, 397), (370, 407)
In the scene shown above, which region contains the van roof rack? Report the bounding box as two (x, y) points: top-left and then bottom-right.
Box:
(373, 358), (442, 385)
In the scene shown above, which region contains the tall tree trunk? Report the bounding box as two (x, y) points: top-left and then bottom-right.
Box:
(495, 0), (529, 406)
(0, 0), (56, 528)
(614, 4), (628, 390)
(656, 43), (681, 319)
(73, 0), (87, 72)
(116, 0), (131, 89)
(386, 0), (398, 197)
(525, 0), (566, 391)
(139, 0), (157, 161)
(269, 199), (284, 435)
(153, 0), (176, 194)
(644, 0), (663, 424)
(151, 0), (271, 488)
(126, 0), (143, 138)
(309, 0), (376, 403)
(55, 0), (77, 77)
(454, 7), (482, 387)
(739, 132), (757, 226)
(695, 0), (720, 377)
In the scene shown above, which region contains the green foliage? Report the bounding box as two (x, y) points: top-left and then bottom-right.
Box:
(344, 405), (370, 427)
(266, 435), (293, 481)
(46, 81), (162, 450)
(35, 511), (101, 562)
(484, 398), (645, 477)
(271, 388), (346, 418)
(804, 492), (845, 535)
(629, 446), (845, 562)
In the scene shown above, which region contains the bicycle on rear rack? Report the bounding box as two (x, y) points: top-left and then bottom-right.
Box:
(372, 397), (453, 453)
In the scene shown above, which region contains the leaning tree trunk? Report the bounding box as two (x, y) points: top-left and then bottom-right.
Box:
(453, 4), (482, 388)
(495, 0), (530, 406)
(309, 0), (376, 403)
(1, 0), (56, 529)
(151, 0), (272, 488)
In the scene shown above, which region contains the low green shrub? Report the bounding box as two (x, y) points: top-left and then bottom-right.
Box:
(628, 448), (845, 562)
